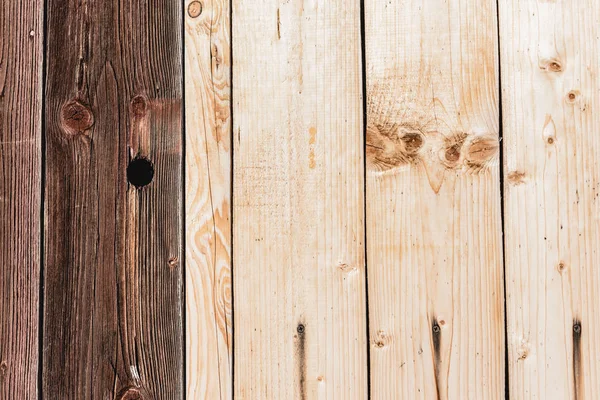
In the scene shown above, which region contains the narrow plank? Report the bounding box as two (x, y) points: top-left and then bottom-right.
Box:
(0, 1), (43, 398)
(184, 0), (232, 398)
(43, 1), (183, 398)
(365, 0), (505, 398)
(500, 1), (600, 398)
(232, 0), (367, 398)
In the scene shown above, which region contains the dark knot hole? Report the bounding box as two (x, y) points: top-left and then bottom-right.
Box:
(127, 157), (154, 188)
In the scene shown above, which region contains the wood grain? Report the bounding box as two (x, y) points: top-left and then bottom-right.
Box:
(0, 1), (43, 398)
(184, 0), (232, 398)
(43, 1), (183, 398)
(365, 0), (505, 398)
(232, 0), (368, 398)
(500, 1), (600, 398)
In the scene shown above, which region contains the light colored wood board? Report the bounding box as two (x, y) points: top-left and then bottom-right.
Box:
(185, 0), (232, 398)
(232, 0), (367, 398)
(500, 1), (600, 398)
(365, 0), (505, 398)
(0, 0), (43, 397)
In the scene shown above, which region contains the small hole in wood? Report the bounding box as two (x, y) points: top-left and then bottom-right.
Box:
(297, 324), (305, 334)
(573, 322), (581, 334)
(127, 157), (154, 188)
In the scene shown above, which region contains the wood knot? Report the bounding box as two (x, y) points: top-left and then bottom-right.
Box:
(566, 90), (580, 104)
(557, 261), (567, 273)
(573, 322), (582, 334)
(188, 1), (203, 18)
(297, 324), (305, 335)
(117, 387), (143, 400)
(373, 330), (390, 348)
(507, 170), (527, 185)
(338, 263), (357, 274)
(131, 95), (148, 117)
(0, 361), (7, 376)
(465, 135), (499, 166)
(366, 124), (424, 172)
(441, 133), (467, 168)
(540, 58), (563, 73)
(60, 100), (94, 135)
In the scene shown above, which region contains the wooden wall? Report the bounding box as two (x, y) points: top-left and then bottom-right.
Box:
(0, 0), (598, 399)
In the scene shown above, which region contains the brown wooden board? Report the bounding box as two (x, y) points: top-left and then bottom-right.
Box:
(43, 1), (183, 398)
(0, 1), (43, 398)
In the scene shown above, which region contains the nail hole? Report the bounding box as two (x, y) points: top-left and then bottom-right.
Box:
(127, 157), (154, 188)
(297, 324), (305, 334)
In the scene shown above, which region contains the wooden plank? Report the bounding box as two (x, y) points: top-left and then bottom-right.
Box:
(365, 0), (505, 398)
(184, 0), (232, 398)
(500, 1), (600, 398)
(232, 0), (367, 398)
(43, 1), (183, 398)
(0, 1), (43, 398)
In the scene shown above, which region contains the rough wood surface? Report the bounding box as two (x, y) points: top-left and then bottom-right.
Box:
(365, 0), (505, 398)
(500, 1), (600, 398)
(232, 0), (368, 398)
(43, 1), (183, 398)
(0, 1), (43, 398)
(184, 0), (232, 398)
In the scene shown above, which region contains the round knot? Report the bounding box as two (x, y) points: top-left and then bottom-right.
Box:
(188, 1), (203, 18)
(60, 100), (94, 135)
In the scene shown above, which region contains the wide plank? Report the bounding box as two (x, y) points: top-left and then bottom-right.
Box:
(184, 0), (232, 398)
(365, 0), (505, 398)
(0, 1), (43, 398)
(232, 1), (368, 398)
(43, 1), (183, 398)
(500, 1), (600, 398)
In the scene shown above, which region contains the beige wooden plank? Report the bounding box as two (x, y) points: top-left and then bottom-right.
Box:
(500, 1), (600, 398)
(185, 0), (232, 398)
(365, 0), (505, 398)
(232, 0), (367, 398)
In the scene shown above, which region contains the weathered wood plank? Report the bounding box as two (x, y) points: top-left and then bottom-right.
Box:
(0, 1), (43, 398)
(232, 0), (368, 398)
(184, 0), (232, 398)
(365, 0), (505, 398)
(43, 1), (183, 398)
(500, 1), (600, 398)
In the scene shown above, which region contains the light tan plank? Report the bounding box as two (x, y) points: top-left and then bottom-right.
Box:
(185, 0), (232, 398)
(365, 0), (505, 398)
(500, 1), (600, 398)
(232, 1), (367, 398)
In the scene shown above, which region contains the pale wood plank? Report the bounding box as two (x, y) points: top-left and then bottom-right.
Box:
(365, 0), (505, 398)
(500, 1), (600, 398)
(232, 1), (367, 398)
(185, 0), (233, 398)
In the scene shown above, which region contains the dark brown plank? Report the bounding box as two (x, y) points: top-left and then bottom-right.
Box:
(0, 1), (43, 398)
(43, 1), (183, 398)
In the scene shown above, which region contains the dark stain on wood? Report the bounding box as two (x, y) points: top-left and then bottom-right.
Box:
(432, 317), (442, 400)
(295, 323), (307, 400)
(43, 0), (183, 398)
(0, 0), (43, 397)
(573, 319), (582, 400)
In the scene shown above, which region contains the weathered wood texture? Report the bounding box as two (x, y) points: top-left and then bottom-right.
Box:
(0, 1), (43, 398)
(43, 1), (183, 398)
(500, 1), (600, 398)
(185, 0), (232, 398)
(232, 0), (368, 398)
(365, 0), (505, 398)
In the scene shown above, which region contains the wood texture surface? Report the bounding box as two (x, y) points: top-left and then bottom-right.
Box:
(43, 1), (183, 398)
(184, 0), (232, 398)
(0, 1), (43, 398)
(500, 1), (600, 398)
(232, 0), (368, 398)
(365, 0), (505, 398)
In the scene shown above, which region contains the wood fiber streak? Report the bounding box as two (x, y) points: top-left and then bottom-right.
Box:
(232, 0), (368, 398)
(184, 0), (232, 398)
(43, 1), (183, 398)
(0, 0), (43, 398)
(500, 1), (600, 398)
(365, 0), (505, 398)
